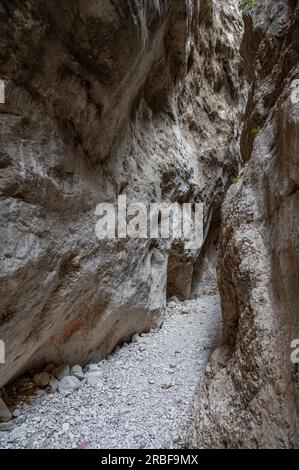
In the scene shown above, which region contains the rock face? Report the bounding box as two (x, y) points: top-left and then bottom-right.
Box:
(0, 1), (242, 387)
(0, 398), (12, 423)
(191, 1), (299, 449)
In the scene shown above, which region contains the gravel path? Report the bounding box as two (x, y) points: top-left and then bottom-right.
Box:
(0, 296), (221, 449)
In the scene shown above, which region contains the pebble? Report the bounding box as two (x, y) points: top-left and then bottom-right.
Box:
(34, 389), (46, 397)
(62, 423), (70, 433)
(58, 376), (81, 395)
(49, 377), (59, 392)
(131, 334), (140, 343)
(14, 415), (27, 425)
(85, 372), (103, 387)
(7, 426), (27, 442)
(86, 364), (99, 372)
(161, 377), (175, 389)
(53, 365), (70, 381)
(0, 422), (13, 432)
(0, 296), (221, 449)
(71, 365), (85, 381)
(33, 372), (51, 388)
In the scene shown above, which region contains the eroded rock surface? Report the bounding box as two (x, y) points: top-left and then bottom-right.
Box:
(0, 0), (242, 387)
(191, 0), (299, 449)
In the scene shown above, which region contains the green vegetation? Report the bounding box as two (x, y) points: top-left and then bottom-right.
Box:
(250, 126), (261, 135)
(230, 175), (241, 185)
(241, 0), (256, 10)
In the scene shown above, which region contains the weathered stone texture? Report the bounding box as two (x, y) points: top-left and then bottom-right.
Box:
(0, 1), (242, 387)
(191, 0), (299, 449)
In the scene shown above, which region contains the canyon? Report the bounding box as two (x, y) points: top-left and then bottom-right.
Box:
(0, 0), (298, 449)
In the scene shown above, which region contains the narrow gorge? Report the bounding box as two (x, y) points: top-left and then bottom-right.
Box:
(0, 0), (298, 450)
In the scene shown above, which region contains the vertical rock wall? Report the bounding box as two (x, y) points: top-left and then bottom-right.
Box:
(0, 0), (242, 387)
(191, 0), (299, 449)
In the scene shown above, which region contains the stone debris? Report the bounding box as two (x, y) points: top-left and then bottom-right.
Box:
(71, 365), (85, 381)
(85, 364), (99, 372)
(85, 372), (103, 388)
(0, 296), (221, 448)
(161, 377), (175, 389)
(33, 373), (51, 388)
(53, 365), (71, 381)
(57, 376), (81, 396)
(0, 422), (13, 432)
(49, 377), (59, 393)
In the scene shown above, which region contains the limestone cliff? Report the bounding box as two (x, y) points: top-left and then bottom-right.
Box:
(191, 0), (299, 449)
(0, 0), (242, 387)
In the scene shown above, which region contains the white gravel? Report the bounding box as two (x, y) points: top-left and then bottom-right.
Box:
(0, 295), (221, 449)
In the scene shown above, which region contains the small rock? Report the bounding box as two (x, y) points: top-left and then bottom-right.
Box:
(0, 398), (12, 423)
(62, 422), (70, 433)
(14, 415), (27, 425)
(161, 377), (175, 389)
(53, 364), (70, 380)
(58, 376), (81, 395)
(71, 365), (85, 381)
(85, 371), (103, 387)
(34, 389), (46, 396)
(7, 425), (27, 442)
(86, 363), (98, 372)
(0, 422), (14, 432)
(49, 377), (59, 392)
(33, 372), (51, 387)
(12, 409), (21, 418)
(131, 334), (140, 343)
(99, 393), (110, 405)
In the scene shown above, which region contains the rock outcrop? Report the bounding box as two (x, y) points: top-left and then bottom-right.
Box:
(0, 0), (242, 387)
(191, 0), (299, 449)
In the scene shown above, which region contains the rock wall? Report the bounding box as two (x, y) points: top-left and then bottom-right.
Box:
(191, 0), (299, 449)
(0, 0), (242, 387)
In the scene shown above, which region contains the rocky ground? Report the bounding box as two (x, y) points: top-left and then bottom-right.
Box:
(0, 296), (221, 449)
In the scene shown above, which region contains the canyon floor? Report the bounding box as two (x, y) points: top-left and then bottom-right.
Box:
(0, 296), (221, 449)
